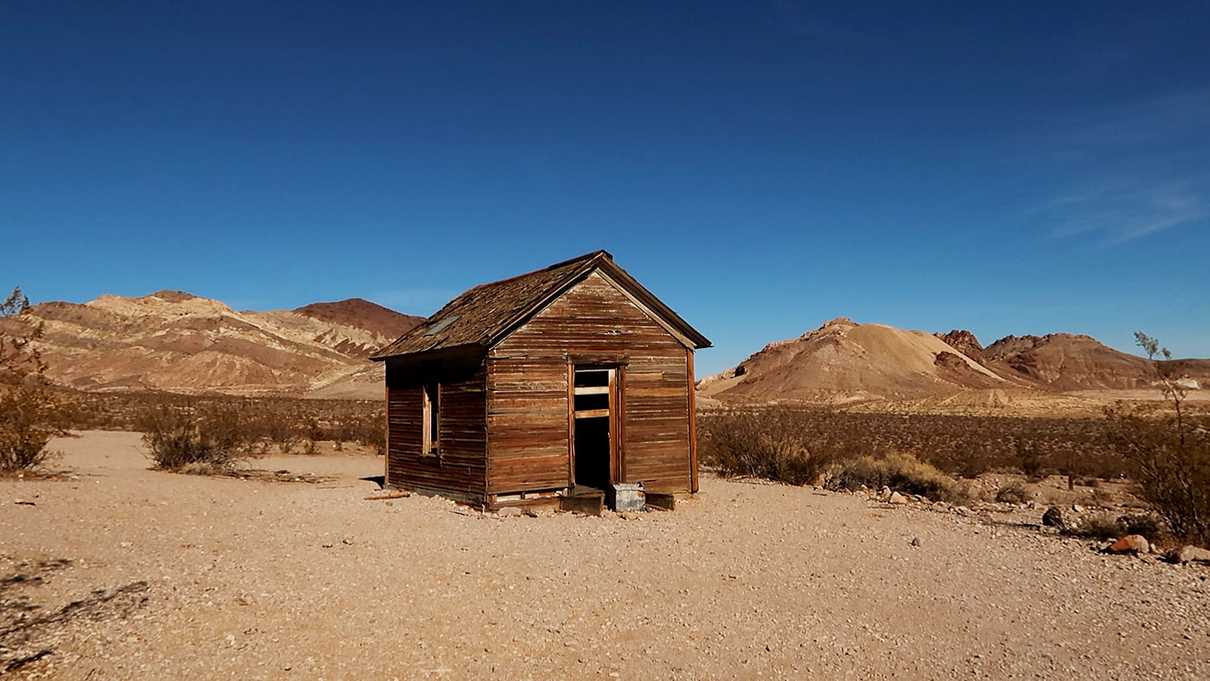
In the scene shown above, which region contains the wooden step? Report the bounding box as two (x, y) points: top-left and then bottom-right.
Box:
(560, 490), (605, 516)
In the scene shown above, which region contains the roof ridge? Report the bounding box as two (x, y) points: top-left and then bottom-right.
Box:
(455, 249), (607, 293)
(370, 249), (709, 361)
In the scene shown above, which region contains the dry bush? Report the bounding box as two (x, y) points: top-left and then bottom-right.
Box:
(354, 415), (386, 455)
(1064, 513), (1164, 544)
(1014, 437), (1045, 480)
(699, 408), (1124, 480)
(1116, 513), (1165, 543)
(0, 287), (69, 474)
(138, 401), (247, 472)
(825, 452), (972, 504)
(1068, 514), (1123, 541)
(0, 383), (69, 473)
(698, 407), (848, 485)
(995, 481), (1029, 504)
(1104, 333), (1210, 546)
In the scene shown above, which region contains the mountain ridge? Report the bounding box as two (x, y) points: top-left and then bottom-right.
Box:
(2, 290), (422, 397)
(703, 318), (1210, 406)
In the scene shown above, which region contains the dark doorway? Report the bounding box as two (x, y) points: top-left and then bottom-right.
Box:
(572, 366), (615, 490)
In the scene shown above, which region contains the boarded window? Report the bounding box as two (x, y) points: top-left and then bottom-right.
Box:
(422, 382), (440, 456)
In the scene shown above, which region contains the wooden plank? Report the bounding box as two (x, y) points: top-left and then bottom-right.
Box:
(646, 491), (676, 510)
(573, 385), (610, 395)
(485, 271), (693, 496)
(574, 408), (610, 419)
(608, 366), (618, 484)
(566, 360), (575, 490)
(560, 492), (604, 516)
(688, 348), (698, 494)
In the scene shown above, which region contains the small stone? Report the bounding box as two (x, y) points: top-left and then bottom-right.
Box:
(1107, 535), (1150, 555)
(888, 492), (908, 505)
(1042, 506), (1066, 529)
(1071, 504), (1085, 513)
(910, 537), (921, 547)
(497, 507), (523, 518)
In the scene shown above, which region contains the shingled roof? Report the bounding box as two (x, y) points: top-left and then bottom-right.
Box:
(370, 250), (710, 360)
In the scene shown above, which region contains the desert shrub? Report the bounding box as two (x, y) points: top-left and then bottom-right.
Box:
(1116, 514), (1165, 543)
(139, 401), (247, 471)
(0, 288), (69, 473)
(994, 481), (1029, 504)
(1063, 513), (1165, 543)
(1014, 437), (1044, 479)
(0, 383), (69, 473)
(698, 407), (846, 485)
(353, 415), (386, 455)
(1068, 514), (1124, 541)
(1104, 333), (1210, 545)
(824, 452), (971, 504)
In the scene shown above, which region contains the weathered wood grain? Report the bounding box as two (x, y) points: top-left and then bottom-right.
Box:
(486, 271), (694, 496)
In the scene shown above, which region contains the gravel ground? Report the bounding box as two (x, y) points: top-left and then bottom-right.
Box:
(2, 431), (1207, 680)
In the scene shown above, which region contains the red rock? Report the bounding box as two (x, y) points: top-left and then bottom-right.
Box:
(1107, 535), (1150, 555)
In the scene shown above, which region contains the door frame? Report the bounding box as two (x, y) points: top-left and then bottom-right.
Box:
(567, 361), (623, 490)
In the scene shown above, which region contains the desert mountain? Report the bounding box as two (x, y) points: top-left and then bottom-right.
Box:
(7, 291), (422, 397)
(703, 319), (1210, 406)
(978, 333), (1210, 391)
(699, 317), (1006, 404)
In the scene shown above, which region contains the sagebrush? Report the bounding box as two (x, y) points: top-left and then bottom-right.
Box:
(698, 407), (849, 485)
(824, 452), (972, 504)
(139, 402), (248, 471)
(0, 287), (69, 473)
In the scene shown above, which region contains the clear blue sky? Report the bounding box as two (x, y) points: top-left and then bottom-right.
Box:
(3, 1), (1208, 374)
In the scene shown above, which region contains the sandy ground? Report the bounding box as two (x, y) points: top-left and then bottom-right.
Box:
(2, 432), (1208, 680)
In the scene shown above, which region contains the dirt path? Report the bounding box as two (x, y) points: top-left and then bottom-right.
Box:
(2, 431), (1207, 680)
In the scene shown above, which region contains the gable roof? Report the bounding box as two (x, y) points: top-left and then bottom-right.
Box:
(370, 250), (711, 360)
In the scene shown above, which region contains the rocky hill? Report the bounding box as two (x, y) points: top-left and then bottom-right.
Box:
(703, 319), (1210, 406)
(699, 318), (1006, 404)
(4, 291), (422, 397)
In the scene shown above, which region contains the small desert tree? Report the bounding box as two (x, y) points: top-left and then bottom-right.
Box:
(0, 287), (68, 473)
(1105, 333), (1210, 545)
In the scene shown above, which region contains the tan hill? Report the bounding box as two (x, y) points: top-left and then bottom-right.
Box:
(699, 317), (1006, 404)
(981, 333), (1210, 391)
(3, 291), (421, 397)
(704, 320), (1210, 408)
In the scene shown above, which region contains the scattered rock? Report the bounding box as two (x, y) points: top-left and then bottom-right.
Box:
(1042, 506), (1065, 529)
(1071, 504), (1085, 513)
(888, 492), (908, 505)
(1107, 535), (1150, 555)
(1167, 545), (1210, 565)
(910, 537), (921, 547)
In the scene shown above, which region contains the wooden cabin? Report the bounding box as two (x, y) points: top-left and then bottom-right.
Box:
(370, 251), (711, 511)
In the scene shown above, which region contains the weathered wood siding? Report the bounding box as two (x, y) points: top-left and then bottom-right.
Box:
(386, 360), (487, 503)
(487, 271), (693, 494)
